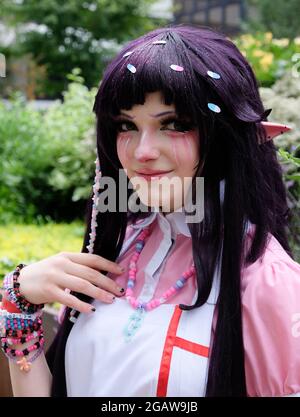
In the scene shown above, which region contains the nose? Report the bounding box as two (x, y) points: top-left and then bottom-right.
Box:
(134, 131), (160, 162)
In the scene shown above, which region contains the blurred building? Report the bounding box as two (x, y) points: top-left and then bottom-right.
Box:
(173, 0), (255, 35)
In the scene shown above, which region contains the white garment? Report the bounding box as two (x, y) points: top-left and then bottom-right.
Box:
(64, 182), (226, 396)
(65, 295), (216, 397)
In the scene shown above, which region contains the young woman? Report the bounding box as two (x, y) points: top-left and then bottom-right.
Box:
(1, 24), (300, 397)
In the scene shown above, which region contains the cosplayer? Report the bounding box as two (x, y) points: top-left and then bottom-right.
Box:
(1, 24), (300, 397)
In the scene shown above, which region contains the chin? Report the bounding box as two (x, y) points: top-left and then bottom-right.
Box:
(137, 195), (175, 212)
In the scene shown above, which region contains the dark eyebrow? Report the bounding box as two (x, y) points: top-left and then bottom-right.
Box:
(149, 111), (177, 118)
(115, 110), (177, 120)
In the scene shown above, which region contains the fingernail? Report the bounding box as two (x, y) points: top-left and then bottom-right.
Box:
(91, 307), (96, 312)
(118, 287), (125, 294)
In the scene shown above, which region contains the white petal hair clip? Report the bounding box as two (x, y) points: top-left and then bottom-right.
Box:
(170, 64), (184, 72)
(123, 51), (134, 57)
(207, 70), (221, 79)
(207, 103), (221, 113)
(127, 64), (137, 73)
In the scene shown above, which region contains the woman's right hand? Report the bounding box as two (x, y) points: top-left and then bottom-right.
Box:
(17, 252), (126, 313)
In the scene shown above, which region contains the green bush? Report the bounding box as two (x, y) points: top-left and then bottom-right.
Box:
(0, 93), (49, 223)
(0, 69), (97, 224)
(244, 0), (300, 40)
(233, 32), (300, 87)
(43, 69), (97, 202)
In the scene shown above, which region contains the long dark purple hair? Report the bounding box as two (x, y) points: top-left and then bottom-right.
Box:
(46, 24), (293, 396)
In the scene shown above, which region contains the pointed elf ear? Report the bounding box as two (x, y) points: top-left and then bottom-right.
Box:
(261, 121), (292, 142)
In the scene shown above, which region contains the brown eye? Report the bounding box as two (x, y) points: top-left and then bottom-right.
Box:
(116, 121), (136, 132)
(161, 118), (195, 132)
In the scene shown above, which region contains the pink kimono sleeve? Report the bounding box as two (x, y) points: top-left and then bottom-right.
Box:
(242, 238), (300, 397)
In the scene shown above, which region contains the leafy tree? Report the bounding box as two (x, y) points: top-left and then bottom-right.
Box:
(0, 0), (167, 98)
(244, 0), (300, 39)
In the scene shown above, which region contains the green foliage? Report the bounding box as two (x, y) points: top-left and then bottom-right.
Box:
(0, 0), (166, 98)
(259, 70), (300, 150)
(259, 70), (300, 261)
(0, 93), (50, 223)
(233, 32), (300, 87)
(43, 68), (98, 201)
(244, 0), (300, 39)
(277, 147), (300, 262)
(0, 221), (85, 309)
(0, 221), (84, 280)
(0, 69), (97, 224)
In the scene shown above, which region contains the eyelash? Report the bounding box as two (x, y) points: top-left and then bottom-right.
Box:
(115, 117), (195, 133)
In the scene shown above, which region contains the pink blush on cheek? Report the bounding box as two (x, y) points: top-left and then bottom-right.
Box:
(183, 134), (195, 160)
(117, 134), (132, 164)
(171, 137), (180, 166)
(171, 132), (199, 165)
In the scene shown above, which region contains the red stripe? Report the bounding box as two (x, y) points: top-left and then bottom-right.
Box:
(156, 306), (209, 397)
(156, 306), (182, 397)
(174, 336), (209, 357)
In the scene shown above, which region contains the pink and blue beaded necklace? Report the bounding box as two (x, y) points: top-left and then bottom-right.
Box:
(69, 155), (196, 338)
(123, 224), (195, 342)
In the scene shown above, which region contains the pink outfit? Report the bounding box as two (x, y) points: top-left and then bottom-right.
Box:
(241, 230), (300, 396)
(107, 210), (300, 397)
(61, 196), (300, 396)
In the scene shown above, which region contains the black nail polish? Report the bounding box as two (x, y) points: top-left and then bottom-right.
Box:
(91, 307), (96, 312)
(120, 287), (125, 293)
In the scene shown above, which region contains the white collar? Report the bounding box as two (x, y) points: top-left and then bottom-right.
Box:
(130, 206), (191, 238)
(164, 208), (191, 237)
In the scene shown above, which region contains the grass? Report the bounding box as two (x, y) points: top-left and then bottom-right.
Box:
(0, 221), (85, 309)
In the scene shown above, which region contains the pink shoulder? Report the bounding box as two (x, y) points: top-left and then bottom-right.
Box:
(241, 230), (300, 396)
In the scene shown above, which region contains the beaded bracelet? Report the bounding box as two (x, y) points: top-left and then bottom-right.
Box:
(0, 308), (43, 321)
(0, 309), (43, 337)
(0, 305), (45, 371)
(0, 309), (42, 320)
(0, 314), (43, 341)
(2, 329), (43, 345)
(5, 346), (44, 372)
(2, 334), (44, 357)
(3, 264), (44, 314)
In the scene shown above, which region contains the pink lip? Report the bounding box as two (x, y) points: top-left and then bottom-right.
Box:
(134, 170), (173, 181)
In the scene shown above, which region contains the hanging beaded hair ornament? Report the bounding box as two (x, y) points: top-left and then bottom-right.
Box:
(69, 154), (101, 323)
